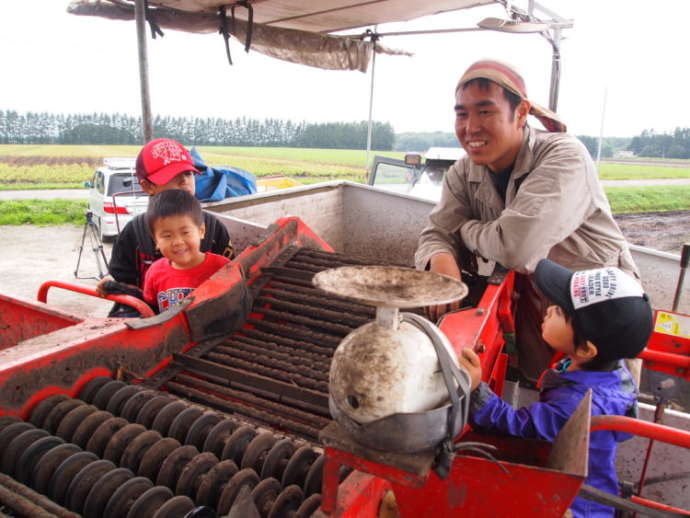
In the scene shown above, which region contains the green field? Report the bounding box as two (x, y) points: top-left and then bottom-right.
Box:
(0, 145), (688, 219)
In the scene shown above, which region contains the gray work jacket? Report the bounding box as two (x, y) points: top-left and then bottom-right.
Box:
(415, 127), (638, 276)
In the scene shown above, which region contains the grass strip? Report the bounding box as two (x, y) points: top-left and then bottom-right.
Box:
(0, 199), (88, 225)
(605, 185), (690, 214)
(598, 163), (690, 180)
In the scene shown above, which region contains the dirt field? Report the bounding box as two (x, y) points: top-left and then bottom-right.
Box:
(0, 211), (688, 318)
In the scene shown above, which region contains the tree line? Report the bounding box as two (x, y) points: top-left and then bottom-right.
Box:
(0, 110), (395, 150)
(628, 128), (690, 159)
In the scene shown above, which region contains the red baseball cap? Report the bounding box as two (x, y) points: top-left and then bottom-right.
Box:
(135, 138), (199, 186)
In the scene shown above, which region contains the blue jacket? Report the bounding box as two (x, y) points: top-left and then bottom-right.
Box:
(470, 361), (638, 518)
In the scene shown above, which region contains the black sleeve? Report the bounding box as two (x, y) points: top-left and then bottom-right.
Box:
(108, 221), (139, 285)
(203, 212), (234, 259)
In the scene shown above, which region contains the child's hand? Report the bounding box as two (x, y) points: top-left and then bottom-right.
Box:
(459, 348), (482, 391)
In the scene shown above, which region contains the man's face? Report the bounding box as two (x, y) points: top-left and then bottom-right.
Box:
(141, 170), (196, 196)
(454, 81), (529, 173)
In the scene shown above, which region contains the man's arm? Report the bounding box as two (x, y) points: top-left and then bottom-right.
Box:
(460, 137), (595, 273)
(415, 161), (474, 272)
(96, 223), (140, 296)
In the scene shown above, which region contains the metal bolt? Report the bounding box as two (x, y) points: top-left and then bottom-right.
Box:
(475, 308), (485, 316)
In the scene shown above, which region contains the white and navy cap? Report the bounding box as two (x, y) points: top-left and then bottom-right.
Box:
(535, 259), (653, 361)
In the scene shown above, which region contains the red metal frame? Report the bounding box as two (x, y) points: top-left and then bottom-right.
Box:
(640, 309), (690, 381)
(37, 280), (154, 318)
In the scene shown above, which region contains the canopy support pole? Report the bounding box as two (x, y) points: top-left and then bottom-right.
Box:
(365, 29), (378, 181)
(135, 0), (153, 143)
(547, 26), (562, 112)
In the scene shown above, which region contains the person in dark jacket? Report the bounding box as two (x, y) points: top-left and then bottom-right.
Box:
(459, 259), (653, 518)
(96, 138), (233, 316)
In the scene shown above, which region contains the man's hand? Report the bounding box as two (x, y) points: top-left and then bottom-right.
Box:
(459, 348), (482, 391)
(95, 276), (113, 297)
(425, 252), (463, 322)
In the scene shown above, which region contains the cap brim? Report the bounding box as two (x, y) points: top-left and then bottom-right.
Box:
(146, 161), (200, 186)
(534, 259), (575, 313)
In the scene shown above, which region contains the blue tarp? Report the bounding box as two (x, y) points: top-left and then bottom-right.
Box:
(191, 147), (257, 202)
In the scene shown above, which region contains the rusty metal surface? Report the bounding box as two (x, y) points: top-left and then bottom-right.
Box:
(313, 266), (468, 309)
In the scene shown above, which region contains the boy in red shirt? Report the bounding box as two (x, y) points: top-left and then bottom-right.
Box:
(143, 189), (230, 313)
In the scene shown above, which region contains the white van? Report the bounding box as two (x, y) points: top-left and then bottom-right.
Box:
(85, 158), (149, 241)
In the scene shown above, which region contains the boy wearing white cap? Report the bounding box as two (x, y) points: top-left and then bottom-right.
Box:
(459, 258), (653, 518)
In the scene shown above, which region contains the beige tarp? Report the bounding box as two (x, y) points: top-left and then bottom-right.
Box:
(68, 1), (413, 72)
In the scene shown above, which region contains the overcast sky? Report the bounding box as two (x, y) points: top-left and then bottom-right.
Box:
(1, 1), (688, 138)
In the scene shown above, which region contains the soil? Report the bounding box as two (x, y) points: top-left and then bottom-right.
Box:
(613, 210), (690, 253)
(0, 211), (688, 317)
(0, 155), (103, 167)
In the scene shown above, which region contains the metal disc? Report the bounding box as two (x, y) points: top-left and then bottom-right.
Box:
(241, 432), (277, 473)
(71, 410), (113, 449)
(103, 423), (147, 465)
(65, 459), (117, 514)
(92, 380), (127, 410)
(0, 415), (21, 434)
(136, 395), (175, 429)
(82, 467), (134, 518)
(261, 439), (296, 481)
(105, 385), (144, 416)
(79, 376), (113, 403)
(29, 394), (69, 428)
(294, 493), (321, 518)
(195, 459), (238, 508)
(48, 450), (99, 505)
(251, 477), (282, 517)
(85, 416), (128, 457)
(120, 429), (163, 473)
(1, 427), (50, 476)
(126, 485), (174, 518)
(313, 266), (468, 308)
(137, 437), (181, 481)
(102, 475), (154, 518)
(16, 435), (65, 485)
(302, 454), (324, 497)
(151, 495), (195, 518)
(175, 452), (219, 497)
(202, 419), (238, 458)
(32, 443), (82, 495)
(268, 485), (305, 518)
(184, 411), (221, 450)
(216, 468), (260, 517)
(155, 444), (199, 490)
(43, 398), (85, 434)
(151, 400), (187, 436)
(120, 390), (158, 422)
(221, 425), (257, 466)
(183, 507), (216, 518)
(0, 422), (35, 456)
(281, 446), (317, 489)
(167, 406), (203, 444)
(55, 404), (98, 443)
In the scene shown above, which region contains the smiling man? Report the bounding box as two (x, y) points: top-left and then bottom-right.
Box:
(415, 60), (638, 380)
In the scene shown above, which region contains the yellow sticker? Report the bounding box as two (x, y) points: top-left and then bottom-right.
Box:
(654, 311), (690, 338)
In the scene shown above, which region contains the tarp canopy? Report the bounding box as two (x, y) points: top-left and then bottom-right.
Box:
(68, 0), (496, 71)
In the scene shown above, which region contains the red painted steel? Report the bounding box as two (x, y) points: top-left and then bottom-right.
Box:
(630, 495), (690, 516)
(590, 415), (690, 449)
(37, 280), (155, 318)
(640, 310), (690, 381)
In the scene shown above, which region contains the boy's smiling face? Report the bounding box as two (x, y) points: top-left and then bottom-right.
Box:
(152, 214), (206, 270)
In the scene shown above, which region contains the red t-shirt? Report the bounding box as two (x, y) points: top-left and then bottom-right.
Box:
(143, 253), (230, 313)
